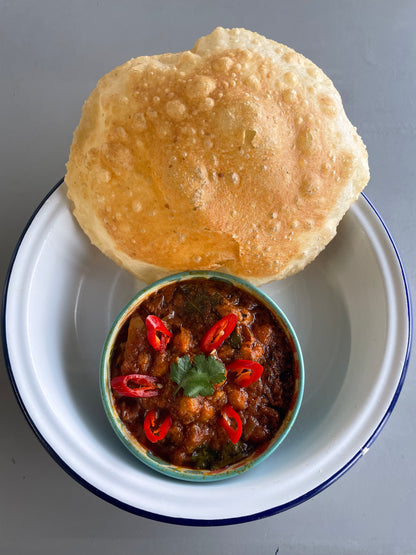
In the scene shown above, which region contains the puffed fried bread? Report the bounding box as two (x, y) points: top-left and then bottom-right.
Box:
(65, 27), (369, 284)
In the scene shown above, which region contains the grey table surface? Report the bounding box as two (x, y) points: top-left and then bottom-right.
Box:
(1, 1), (415, 553)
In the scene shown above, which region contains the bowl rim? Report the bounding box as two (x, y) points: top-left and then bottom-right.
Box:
(2, 180), (411, 522)
(99, 269), (305, 482)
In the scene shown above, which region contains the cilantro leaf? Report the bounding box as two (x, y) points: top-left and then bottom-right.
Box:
(228, 329), (242, 349)
(170, 355), (193, 393)
(181, 367), (214, 397)
(170, 355), (226, 397)
(193, 354), (227, 384)
(181, 286), (224, 316)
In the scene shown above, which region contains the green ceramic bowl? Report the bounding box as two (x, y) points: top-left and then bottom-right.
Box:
(100, 270), (304, 482)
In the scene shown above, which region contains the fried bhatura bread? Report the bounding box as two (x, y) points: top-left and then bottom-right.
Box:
(65, 27), (369, 284)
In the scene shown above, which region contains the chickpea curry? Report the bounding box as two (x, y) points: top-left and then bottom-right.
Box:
(110, 278), (297, 470)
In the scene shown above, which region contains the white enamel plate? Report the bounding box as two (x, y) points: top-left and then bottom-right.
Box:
(2, 180), (412, 525)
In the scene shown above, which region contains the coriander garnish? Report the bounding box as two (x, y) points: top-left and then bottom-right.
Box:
(170, 354), (226, 397)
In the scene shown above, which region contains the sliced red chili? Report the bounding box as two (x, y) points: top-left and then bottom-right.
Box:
(145, 315), (172, 351)
(110, 374), (159, 398)
(227, 359), (264, 387)
(200, 313), (238, 353)
(219, 404), (243, 444)
(144, 409), (172, 443)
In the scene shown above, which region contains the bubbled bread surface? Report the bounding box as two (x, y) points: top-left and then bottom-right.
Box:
(65, 27), (369, 284)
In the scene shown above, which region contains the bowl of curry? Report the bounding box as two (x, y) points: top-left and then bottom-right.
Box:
(100, 271), (304, 481)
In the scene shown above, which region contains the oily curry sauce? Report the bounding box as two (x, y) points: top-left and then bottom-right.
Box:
(110, 278), (296, 470)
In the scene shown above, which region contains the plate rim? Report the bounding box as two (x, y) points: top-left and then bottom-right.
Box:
(1, 178), (413, 526)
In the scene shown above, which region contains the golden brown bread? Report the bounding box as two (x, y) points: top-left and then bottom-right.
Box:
(65, 27), (369, 284)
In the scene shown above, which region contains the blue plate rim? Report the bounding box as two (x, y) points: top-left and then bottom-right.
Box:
(1, 180), (413, 527)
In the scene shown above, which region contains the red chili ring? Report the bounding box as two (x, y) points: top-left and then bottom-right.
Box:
(110, 374), (160, 398)
(144, 410), (172, 443)
(200, 313), (238, 353)
(219, 404), (243, 444)
(145, 315), (173, 352)
(226, 359), (264, 387)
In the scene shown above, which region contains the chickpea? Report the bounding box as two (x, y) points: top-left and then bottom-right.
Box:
(226, 387), (248, 411)
(185, 423), (208, 453)
(200, 401), (216, 422)
(171, 449), (188, 467)
(168, 422), (183, 444)
(215, 304), (234, 318)
(177, 396), (201, 424)
(217, 343), (234, 361)
(152, 352), (169, 377)
(172, 326), (192, 354)
(240, 342), (264, 360)
(254, 323), (273, 345)
(237, 308), (254, 324)
(210, 389), (227, 409)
